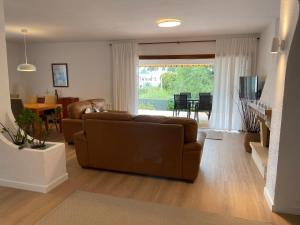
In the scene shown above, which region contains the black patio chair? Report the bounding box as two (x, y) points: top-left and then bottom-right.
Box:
(173, 94), (191, 118)
(194, 93), (212, 121)
(180, 92), (191, 99)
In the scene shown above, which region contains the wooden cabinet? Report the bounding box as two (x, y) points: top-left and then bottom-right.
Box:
(57, 97), (79, 118)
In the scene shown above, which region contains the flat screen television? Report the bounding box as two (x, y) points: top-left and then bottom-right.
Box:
(239, 76), (258, 100)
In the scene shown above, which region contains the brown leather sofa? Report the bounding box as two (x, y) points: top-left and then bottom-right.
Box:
(62, 99), (105, 143)
(73, 112), (206, 181)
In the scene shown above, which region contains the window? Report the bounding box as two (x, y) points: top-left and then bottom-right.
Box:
(138, 59), (214, 113)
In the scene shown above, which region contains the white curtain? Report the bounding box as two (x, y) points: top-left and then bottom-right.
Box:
(210, 37), (257, 131)
(112, 41), (138, 114)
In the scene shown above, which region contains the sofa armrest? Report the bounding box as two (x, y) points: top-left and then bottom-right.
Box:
(182, 132), (206, 182)
(73, 130), (86, 142)
(62, 119), (83, 143)
(197, 131), (206, 148)
(73, 131), (89, 167)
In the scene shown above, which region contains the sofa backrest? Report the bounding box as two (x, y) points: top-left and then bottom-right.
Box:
(84, 113), (198, 144)
(133, 115), (198, 143)
(83, 112), (133, 121)
(163, 118), (198, 143)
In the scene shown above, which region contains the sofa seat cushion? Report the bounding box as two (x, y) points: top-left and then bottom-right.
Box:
(163, 118), (198, 143)
(83, 112), (133, 121)
(133, 115), (168, 123)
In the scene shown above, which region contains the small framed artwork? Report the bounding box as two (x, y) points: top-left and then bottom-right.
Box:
(52, 63), (69, 87)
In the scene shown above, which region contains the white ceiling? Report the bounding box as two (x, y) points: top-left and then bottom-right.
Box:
(4, 0), (280, 42)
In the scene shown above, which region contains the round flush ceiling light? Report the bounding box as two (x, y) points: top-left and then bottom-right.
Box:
(157, 19), (181, 28)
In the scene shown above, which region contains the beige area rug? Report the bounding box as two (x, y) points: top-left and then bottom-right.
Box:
(205, 130), (224, 140)
(35, 191), (272, 225)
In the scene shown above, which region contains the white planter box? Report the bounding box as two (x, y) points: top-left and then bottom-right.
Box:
(0, 135), (68, 193)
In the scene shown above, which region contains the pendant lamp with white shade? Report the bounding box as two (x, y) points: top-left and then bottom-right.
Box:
(17, 29), (36, 72)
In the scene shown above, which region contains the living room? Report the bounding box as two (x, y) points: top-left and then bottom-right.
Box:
(0, 0), (300, 225)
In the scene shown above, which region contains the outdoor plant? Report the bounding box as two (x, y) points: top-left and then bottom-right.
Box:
(167, 99), (174, 111)
(138, 102), (155, 110)
(138, 66), (214, 104)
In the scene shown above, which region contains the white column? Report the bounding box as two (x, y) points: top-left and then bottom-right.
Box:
(0, 1), (68, 193)
(264, 0), (300, 215)
(0, 0), (11, 123)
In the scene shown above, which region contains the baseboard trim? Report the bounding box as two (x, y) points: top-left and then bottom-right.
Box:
(264, 186), (274, 210)
(44, 173), (69, 193)
(273, 206), (300, 215)
(264, 186), (300, 215)
(0, 173), (68, 193)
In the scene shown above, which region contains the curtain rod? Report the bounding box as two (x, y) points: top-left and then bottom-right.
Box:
(109, 38), (260, 46)
(139, 37), (260, 45)
(138, 40), (216, 45)
(108, 40), (215, 46)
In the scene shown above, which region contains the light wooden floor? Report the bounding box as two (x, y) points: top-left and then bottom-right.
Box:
(0, 132), (299, 225)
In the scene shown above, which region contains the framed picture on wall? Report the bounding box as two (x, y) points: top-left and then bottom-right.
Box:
(52, 63), (69, 87)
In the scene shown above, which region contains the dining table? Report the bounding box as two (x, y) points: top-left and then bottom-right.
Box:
(24, 103), (63, 133)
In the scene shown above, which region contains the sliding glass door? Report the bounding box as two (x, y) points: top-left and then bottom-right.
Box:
(138, 58), (214, 125)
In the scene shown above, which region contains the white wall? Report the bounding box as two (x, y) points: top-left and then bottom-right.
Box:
(138, 41), (215, 55)
(264, 0), (300, 215)
(138, 34), (261, 56)
(5, 42), (25, 98)
(257, 21), (279, 107)
(257, 21), (277, 80)
(274, 6), (300, 213)
(8, 41), (113, 103)
(6, 38), (216, 104)
(7, 34), (264, 104)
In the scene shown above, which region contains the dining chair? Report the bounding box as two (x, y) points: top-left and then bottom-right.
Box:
(44, 95), (57, 104)
(46, 107), (62, 132)
(194, 93), (212, 121)
(43, 95), (58, 131)
(173, 94), (191, 118)
(10, 98), (24, 120)
(180, 92), (191, 99)
(173, 94), (180, 116)
(26, 95), (37, 104)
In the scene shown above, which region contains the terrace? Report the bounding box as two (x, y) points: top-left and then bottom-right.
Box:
(138, 60), (214, 127)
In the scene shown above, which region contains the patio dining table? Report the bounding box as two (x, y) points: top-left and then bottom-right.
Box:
(186, 99), (199, 109)
(173, 98), (199, 117)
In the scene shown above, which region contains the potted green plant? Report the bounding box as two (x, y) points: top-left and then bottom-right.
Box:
(0, 121), (27, 148)
(0, 109), (48, 149)
(1, 109), (34, 149)
(0, 109), (68, 193)
(27, 116), (48, 149)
